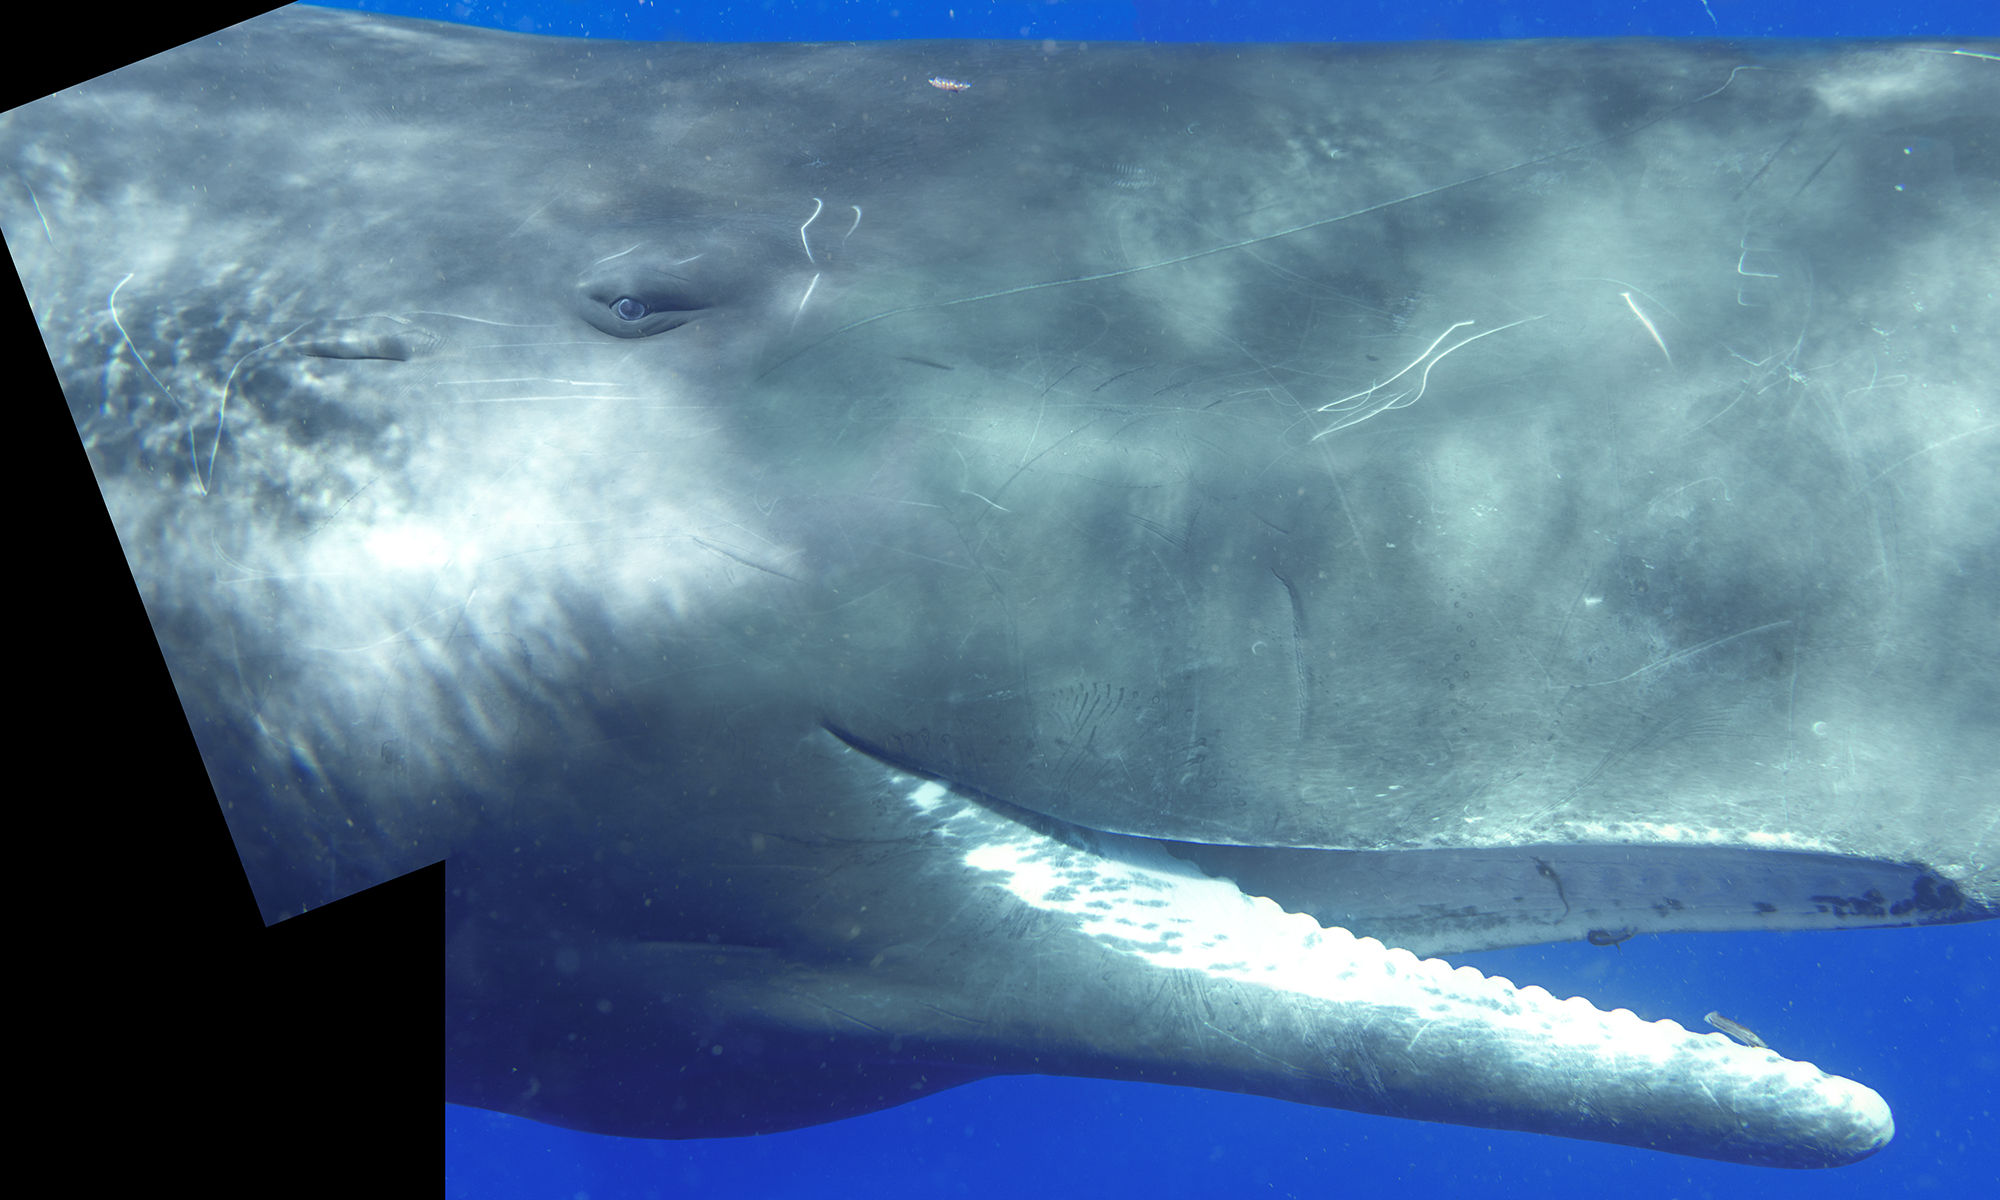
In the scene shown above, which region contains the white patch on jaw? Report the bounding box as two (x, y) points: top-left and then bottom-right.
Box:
(904, 780), (951, 814)
(904, 775), (1537, 1014)
(1552, 819), (1829, 852)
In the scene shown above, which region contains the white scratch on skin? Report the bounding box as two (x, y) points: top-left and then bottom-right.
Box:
(792, 272), (821, 332)
(1869, 422), (1998, 483)
(800, 197), (823, 263)
(27, 186), (54, 251)
(589, 243), (644, 267)
(1313, 317), (1542, 439)
(1622, 292), (1673, 365)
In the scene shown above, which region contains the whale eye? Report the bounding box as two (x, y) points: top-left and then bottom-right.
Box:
(575, 266), (711, 338)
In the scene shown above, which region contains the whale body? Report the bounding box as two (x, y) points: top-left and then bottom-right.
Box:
(6, 7), (1996, 1167)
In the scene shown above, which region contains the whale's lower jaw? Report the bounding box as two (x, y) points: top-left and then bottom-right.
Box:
(446, 736), (1893, 1168)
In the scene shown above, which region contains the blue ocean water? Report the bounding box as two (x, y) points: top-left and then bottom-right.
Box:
(317, 2), (2000, 1196)
(323, 0), (1989, 41)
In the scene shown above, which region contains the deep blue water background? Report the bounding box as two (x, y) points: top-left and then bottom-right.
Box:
(288, 2), (2000, 1196)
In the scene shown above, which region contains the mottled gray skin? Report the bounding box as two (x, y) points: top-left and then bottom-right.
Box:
(5, 7), (1995, 1167)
